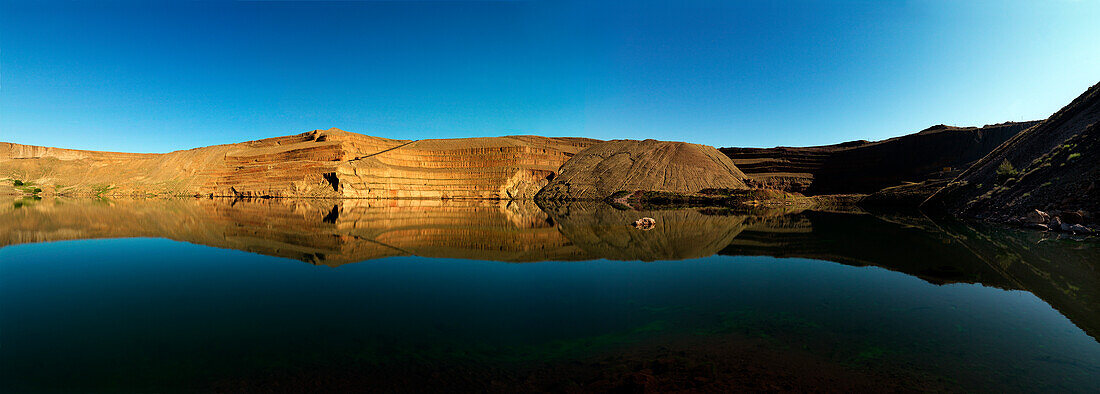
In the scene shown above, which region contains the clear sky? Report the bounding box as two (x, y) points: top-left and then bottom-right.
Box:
(1, 0), (1098, 153)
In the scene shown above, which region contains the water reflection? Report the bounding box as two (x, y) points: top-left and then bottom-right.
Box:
(2, 196), (1100, 392)
(2, 196), (1098, 341)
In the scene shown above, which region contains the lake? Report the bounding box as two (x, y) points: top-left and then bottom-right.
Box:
(2, 197), (1098, 392)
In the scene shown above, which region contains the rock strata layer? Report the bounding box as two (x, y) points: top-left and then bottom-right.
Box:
(1, 128), (598, 199)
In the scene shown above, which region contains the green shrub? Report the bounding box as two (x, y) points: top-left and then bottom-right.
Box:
(995, 160), (1018, 184)
(12, 180), (23, 186)
(1067, 152), (1082, 161)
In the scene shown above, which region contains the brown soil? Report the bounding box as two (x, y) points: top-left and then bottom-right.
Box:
(536, 139), (748, 201)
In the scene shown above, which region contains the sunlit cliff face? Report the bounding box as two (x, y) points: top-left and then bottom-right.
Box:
(1, 129), (600, 200)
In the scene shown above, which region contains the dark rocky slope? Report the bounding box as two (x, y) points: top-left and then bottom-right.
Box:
(721, 121), (1038, 196)
(924, 82), (1100, 225)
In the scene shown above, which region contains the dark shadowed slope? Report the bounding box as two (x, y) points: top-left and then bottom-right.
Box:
(924, 82), (1100, 223)
(721, 121), (1037, 195)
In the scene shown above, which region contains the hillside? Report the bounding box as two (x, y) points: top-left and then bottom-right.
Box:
(536, 139), (748, 201)
(924, 82), (1100, 224)
(1, 128), (598, 199)
(721, 121), (1038, 195)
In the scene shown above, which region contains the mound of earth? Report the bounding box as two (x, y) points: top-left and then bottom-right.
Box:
(720, 121), (1037, 195)
(924, 82), (1100, 224)
(0, 128), (598, 199)
(535, 139), (748, 201)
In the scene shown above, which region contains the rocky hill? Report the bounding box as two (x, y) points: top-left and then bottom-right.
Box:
(721, 121), (1038, 195)
(536, 139), (748, 201)
(1, 128), (597, 199)
(924, 82), (1100, 224)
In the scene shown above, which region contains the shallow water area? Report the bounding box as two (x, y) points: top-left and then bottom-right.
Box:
(1, 197), (1099, 392)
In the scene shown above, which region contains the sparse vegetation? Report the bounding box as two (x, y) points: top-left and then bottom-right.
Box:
(1067, 152), (1082, 161)
(90, 184), (116, 197)
(11, 178), (43, 196)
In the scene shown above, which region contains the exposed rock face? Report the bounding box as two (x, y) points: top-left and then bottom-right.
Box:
(335, 135), (595, 199)
(924, 82), (1100, 222)
(1, 128), (598, 199)
(536, 139), (748, 201)
(720, 122), (1037, 195)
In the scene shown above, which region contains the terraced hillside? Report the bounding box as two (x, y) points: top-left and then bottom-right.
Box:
(1, 128), (598, 199)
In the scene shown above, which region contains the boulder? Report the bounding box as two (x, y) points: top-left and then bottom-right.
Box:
(1063, 210), (1085, 225)
(1026, 209), (1050, 224)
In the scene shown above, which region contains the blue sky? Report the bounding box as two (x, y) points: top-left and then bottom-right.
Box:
(1, 0), (1098, 153)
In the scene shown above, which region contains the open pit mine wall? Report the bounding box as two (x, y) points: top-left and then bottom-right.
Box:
(332, 136), (597, 199)
(2, 129), (600, 200)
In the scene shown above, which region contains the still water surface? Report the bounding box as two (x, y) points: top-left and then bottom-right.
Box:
(1, 198), (1098, 392)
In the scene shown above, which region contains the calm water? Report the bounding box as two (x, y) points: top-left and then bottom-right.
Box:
(1, 197), (1099, 392)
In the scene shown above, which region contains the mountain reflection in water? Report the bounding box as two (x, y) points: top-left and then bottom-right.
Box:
(2, 196), (1099, 392)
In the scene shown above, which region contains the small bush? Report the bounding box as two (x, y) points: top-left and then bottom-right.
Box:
(1067, 152), (1082, 161)
(995, 160), (1018, 184)
(13, 180), (23, 186)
